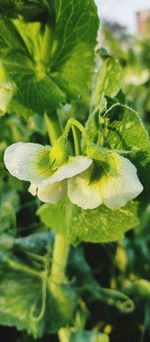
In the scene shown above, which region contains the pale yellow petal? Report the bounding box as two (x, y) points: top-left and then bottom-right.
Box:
(28, 184), (37, 196)
(37, 156), (92, 185)
(37, 180), (67, 203)
(100, 156), (143, 209)
(68, 166), (102, 209)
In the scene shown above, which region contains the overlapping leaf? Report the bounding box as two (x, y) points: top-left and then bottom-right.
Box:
(0, 0), (99, 115)
(37, 197), (140, 243)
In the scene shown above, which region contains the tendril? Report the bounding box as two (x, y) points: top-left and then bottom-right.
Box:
(30, 258), (48, 322)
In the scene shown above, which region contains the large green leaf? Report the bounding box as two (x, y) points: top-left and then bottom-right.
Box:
(37, 197), (140, 244)
(0, 252), (78, 338)
(51, 0), (99, 106)
(0, 0), (99, 115)
(0, 16), (65, 114)
(14, 231), (54, 255)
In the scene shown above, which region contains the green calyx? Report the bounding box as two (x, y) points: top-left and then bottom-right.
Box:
(89, 161), (102, 183)
(87, 144), (121, 177)
(47, 118), (87, 172)
(64, 117), (85, 138)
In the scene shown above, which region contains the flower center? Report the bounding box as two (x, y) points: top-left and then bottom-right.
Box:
(90, 161), (102, 183)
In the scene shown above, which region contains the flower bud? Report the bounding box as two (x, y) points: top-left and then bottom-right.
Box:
(50, 137), (67, 168)
(0, 81), (15, 116)
(0, 61), (15, 115)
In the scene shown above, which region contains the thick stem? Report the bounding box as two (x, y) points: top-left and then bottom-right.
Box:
(44, 113), (70, 288)
(50, 234), (70, 285)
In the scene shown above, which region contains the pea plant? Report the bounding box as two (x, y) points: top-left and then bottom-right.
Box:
(0, 1), (150, 342)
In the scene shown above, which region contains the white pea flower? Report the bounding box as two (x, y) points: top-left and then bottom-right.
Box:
(4, 142), (92, 204)
(68, 153), (143, 210)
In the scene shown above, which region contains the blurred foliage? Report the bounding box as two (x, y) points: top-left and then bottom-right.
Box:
(101, 22), (150, 135)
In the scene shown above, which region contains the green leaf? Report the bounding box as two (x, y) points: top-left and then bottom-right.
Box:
(51, 0), (99, 106)
(0, 0), (49, 20)
(0, 202), (16, 235)
(0, 16), (25, 52)
(3, 46), (66, 114)
(0, 0), (99, 115)
(86, 55), (122, 144)
(0, 252), (78, 338)
(14, 231), (54, 255)
(68, 247), (95, 287)
(37, 196), (141, 244)
(91, 55), (122, 112)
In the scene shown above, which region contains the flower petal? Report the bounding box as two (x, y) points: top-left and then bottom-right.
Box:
(100, 156), (143, 209)
(4, 142), (52, 183)
(28, 180), (67, 203)
(68, 156), (143, 210)
(37, 156), (92, 185)
(37, 180), (67, 203)
(68, 165), (102, 209)
(28, 184), (37, 196)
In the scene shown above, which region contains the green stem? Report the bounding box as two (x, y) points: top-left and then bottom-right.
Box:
(44, 112), (61, 145)
(64, 118), (85, 137)
(2, 255), (41, 279)
(44, 114), (71, 289)
(50, 234), (70, 286)
(72, 125), (81, 155)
